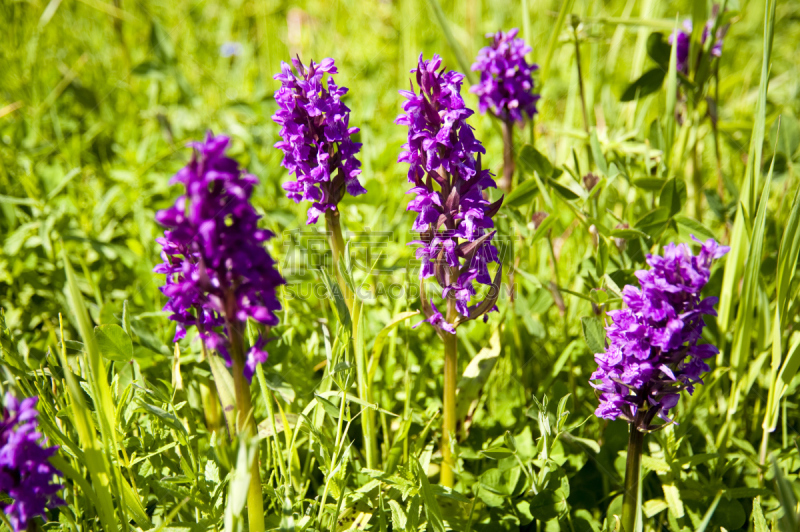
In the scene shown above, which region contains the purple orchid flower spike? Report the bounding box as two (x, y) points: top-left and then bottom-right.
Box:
(154, 132), (285, 381)
(0, 394), (64, 532)
(470, 29), (540, 192)
(471, 28), (540, 125)
(397, 53), (504, 338)
(590, 236), (729, 430)
(272, 56), (366, 225)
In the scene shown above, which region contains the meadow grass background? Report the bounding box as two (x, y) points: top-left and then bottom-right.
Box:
(2, 0), (800, 530)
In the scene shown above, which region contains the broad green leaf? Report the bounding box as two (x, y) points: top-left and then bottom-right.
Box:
(94, 324), (133, 362)
(528, 489), (567, 521)
(659, 178), (686, 217)
(518, 144), (554, 177)
(636, 207), (670, 238)
(504, 177), (540, 208)
(646, 32), (671, 66)
(633, 177), (666, 191)
(620, 68), (666, 102)
(662, 483), (684, 518)
(389, 499), (407, 531)
(547, 177), (580, 201)
(208, 353), (237, 434)
(581, 317), (606, 354)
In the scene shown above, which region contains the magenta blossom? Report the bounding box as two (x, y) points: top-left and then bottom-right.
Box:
(591, 237), (729, 429)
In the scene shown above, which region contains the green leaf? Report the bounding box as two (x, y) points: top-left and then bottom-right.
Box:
(504, 177), (541, 208)
(621, 68), (666, 102)
(674, 215), (715, 242)
(710, 497), (745, 531)
(659, 178), (686, 217)
(137, 399), (189, 442)
(415, 457), (445, 532)
(772, 113), (800, 158)
(208, 354), (237, 434)
(389, 499), (408, 531)
(581, 317), (606, 354)
(632, 177), (666, 191)
(94, 324), (133, 362)
(590, 130), (608, 176)
(596, 238), (608, 277)
(646, 32), (671, 66)
(320, 268), (351, 332)
(528, 489), (567, 521)
(519, 144), (554, 177)
(752, 497), (768, 532)
(547, 177), (580, 201)
(480, 447), (514, 460)
(730, 153), (775, 379)
(636, 207), (670, 238)
(609, 228), (648, 240)
(773, 456), (799, 532)
(424, 0), (474, 84)
(663, 17), (679, 158)
(724, 487), (773, 499)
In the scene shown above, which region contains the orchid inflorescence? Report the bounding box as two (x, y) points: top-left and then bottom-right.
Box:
(591, 237), (729, 431)
(154, 133), (285, 381)
(0, 393), (63, 532)
(471, 28), (540, 124)
(396, 54), (504, 336)
(272, 56), (366, 225)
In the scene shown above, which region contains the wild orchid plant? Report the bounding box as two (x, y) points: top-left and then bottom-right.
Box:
(471, 29), (539, 193)
(155, 133), (284, 532)
(397, 53), (503, 487)
(591, 237), (729, 532)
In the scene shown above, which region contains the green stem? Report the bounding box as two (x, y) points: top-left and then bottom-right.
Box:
(227, 314), (265, 532)
(326, 208), (352, 310)
(441, 295), (458, 487)
(499, 118), (515, 194)
(353, 298), (377, 469)
(621, 426), (644, 532)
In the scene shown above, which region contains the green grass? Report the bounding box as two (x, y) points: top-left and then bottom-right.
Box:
(2, 0), (800, 530)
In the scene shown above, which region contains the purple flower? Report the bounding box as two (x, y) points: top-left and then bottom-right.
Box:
(397, 54), (503, 334)
(155, 132), (285, 380)
(413, 300), (456, 335)
(0, 394), (63, 532)
(471, 29), (540, 124)
(591, 237), (729, 429)
(272, 57), (365, 224)
(669, 12), (727, 75)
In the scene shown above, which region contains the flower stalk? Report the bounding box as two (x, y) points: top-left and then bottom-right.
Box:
(325, 208), (352, 309)
(440, 293), (458, 488)
(500, 118), (515, 194)
(227, 315), (265, 532)
(621, 424), (644, 532)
